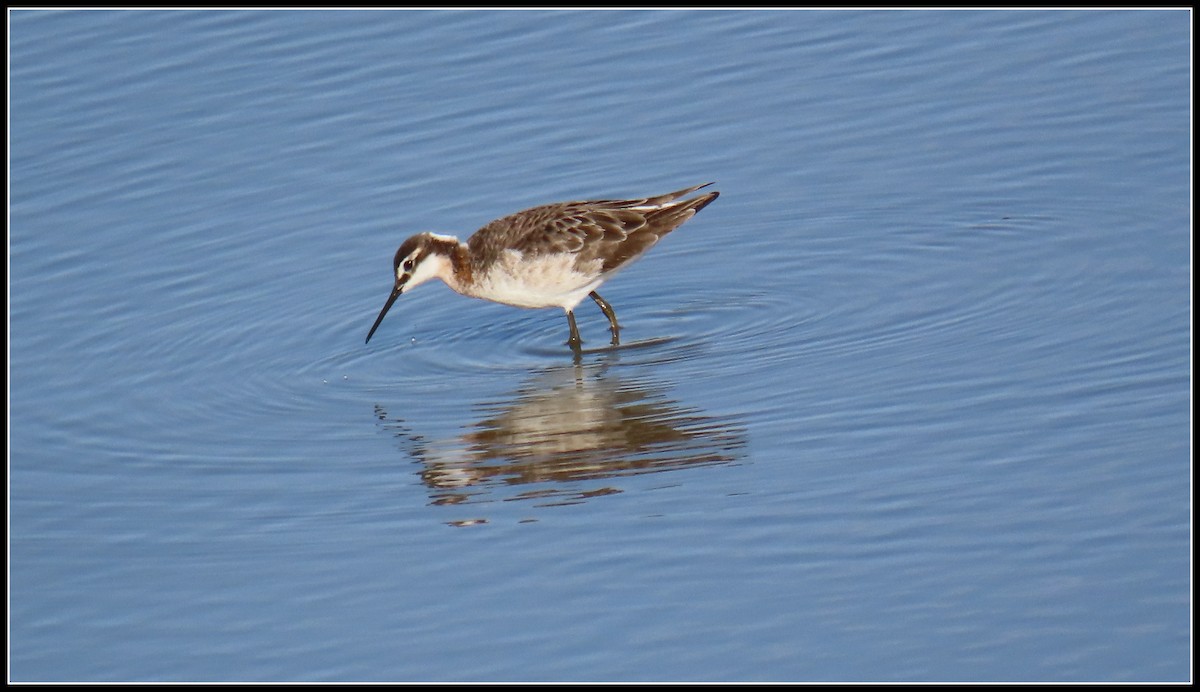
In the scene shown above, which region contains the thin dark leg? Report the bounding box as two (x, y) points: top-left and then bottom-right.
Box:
(565, 310), (583, 351)
(589, 291), (620, 346)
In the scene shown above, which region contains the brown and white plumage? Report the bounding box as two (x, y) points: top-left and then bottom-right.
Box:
(365, 182), (719, 349)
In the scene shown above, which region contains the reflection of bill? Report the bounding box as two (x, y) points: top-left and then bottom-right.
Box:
(374, 362), (747, 513)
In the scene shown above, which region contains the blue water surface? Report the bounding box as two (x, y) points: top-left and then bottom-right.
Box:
(8, 9), (1192, 683)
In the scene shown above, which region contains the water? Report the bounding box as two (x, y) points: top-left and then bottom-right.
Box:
(8, 9), (1191, 683)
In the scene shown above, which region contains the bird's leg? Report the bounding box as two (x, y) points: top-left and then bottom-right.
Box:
(566, 310), (583, 351)
(589, 291), (620, 346)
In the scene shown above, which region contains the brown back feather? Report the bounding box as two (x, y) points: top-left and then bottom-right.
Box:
(467, 184), (718, 275)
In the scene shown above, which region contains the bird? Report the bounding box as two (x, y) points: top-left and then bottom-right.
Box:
(365, 182), (719, 350)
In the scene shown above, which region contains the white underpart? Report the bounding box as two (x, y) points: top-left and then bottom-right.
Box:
(466, 249), (606, 311)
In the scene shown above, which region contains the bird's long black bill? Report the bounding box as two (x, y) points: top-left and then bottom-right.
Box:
(365, 283), (403, 344)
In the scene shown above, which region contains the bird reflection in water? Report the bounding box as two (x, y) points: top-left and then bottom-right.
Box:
(374, 359), (747, 514)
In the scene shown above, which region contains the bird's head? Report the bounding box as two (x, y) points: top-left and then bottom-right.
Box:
(365, 232), (457, 344)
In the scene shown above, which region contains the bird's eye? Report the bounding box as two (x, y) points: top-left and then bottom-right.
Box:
(402, 259), (414, 272)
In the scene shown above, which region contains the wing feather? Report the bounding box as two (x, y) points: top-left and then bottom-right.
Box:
(467, 184), (718, 274)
